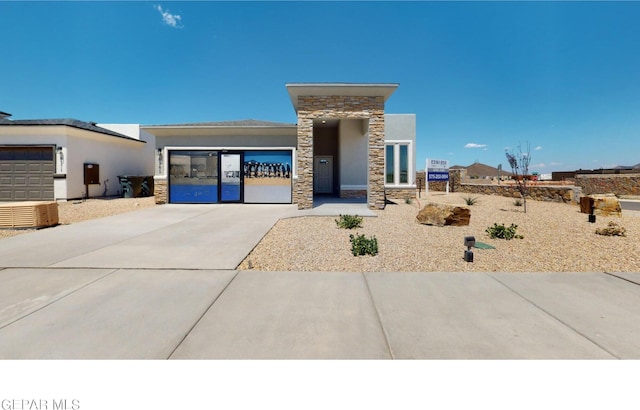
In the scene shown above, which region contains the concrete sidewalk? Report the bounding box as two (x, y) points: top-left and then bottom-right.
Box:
(0, 268), (638, 359)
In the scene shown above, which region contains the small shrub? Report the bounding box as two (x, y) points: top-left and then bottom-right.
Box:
(463, 196), (479, 206)
(335, 214), (363, 229)
(349, 233), (379, 256)
(513, 199), (523, 207)
(405, 197), (412, 204)
(486, 223), (524, 240)
(596, 222), (626, 237)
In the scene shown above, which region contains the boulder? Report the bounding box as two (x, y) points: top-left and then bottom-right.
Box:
(416, 203), (470, 226)
(579, 194), (622, 217)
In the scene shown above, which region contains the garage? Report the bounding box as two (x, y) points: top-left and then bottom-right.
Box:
(0, 146), (55, 201)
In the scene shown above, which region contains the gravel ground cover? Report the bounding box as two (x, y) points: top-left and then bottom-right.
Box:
(0, 197), (156, 239)
(239, 193), (640, 272)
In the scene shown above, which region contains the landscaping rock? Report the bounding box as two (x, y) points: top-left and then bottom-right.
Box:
(579, 194), (622, 217)
(416, 203), (470, 226)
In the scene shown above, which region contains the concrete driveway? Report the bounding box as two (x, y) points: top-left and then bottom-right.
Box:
(0, 204), (297, 270)
(0, 205), (639, 359)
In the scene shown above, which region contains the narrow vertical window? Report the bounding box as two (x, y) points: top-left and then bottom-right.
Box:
(399, 145), (408, 183)
(385, 145), (395, 184)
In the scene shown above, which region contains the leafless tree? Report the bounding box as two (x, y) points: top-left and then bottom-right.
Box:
(505, 142), (532, 213)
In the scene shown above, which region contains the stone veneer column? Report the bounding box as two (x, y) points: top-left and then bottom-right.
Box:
(293, 117), (314, 209)
(293, 95), (386, 210)
(367, 103), (385, 209)
(154, 178), (167, 204)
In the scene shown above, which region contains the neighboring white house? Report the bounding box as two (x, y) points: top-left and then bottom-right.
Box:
(0, 113), (154, 201)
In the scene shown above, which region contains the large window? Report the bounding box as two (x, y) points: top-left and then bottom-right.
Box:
(169, 150), (219, 203)
(385, 142), (412, 186)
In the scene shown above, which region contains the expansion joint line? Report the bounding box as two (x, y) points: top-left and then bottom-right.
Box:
(0, 268), (120, 331)
(487, 273), (620, 359)
(603, 271), (640, 287)
(166, 270), (240, 360)
(362, 272), (395, 360)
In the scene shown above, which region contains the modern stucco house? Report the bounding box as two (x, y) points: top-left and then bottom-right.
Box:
(0, 112), (155, 201)
(1, 82), (416, 209)
(144, 83), (416, 210)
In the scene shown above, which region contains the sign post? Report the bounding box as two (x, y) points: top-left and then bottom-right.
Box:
(426, 158), (450, 195)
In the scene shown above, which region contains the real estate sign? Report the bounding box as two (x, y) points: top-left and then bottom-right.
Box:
(427, 159), (449, 181)
(426, 158), (450, 195)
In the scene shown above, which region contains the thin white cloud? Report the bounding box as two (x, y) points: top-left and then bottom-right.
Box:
(534, 146), (543, 151)
(464, 143), (487, 149)
(530, 163), (546, 169)
(155, 5), (183, 28)
(550, 162), (562, 166)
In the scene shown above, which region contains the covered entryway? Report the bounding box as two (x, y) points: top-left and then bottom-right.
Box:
(0, 146), (54, 201)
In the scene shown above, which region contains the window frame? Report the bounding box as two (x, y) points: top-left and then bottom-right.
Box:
(384, 140), (413, 187)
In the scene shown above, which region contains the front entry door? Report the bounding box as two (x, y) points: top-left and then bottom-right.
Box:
(220, 153), (243, 202)
(313, 156), (333, 194)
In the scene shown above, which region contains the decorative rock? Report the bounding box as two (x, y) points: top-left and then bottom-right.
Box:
(579, 194), (622, 217)
(416, 203), (470, 226)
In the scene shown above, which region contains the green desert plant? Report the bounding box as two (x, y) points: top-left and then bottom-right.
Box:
(335, 214), (363, 229)
(405, 197), (413, 204)
(513, 199), (523, 207)
(463, 195), (479, 206)
(349, 233), (379, 256)
(595, 221), (626, 237)
(486, 223), (524, 240)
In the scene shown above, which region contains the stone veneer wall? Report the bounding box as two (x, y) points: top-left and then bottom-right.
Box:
(448, 169), (578, 203)
(575, 174), (640, 196)
(154, 178), (168, 204)
(385, 187), (418, 200)
(294, 95), (386, 210)
(340, 190), (367, 199)
(416, 170), (450, 192)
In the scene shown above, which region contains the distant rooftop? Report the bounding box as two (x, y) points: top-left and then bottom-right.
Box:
(0, 117), (142, 142)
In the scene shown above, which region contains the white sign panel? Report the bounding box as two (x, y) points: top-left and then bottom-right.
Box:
(428, 158), (449, 172)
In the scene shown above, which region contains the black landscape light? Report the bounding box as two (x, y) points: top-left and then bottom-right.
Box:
(464, 236), (475, 263)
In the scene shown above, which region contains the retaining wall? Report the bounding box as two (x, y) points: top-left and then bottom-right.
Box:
(575, 174), (640, 196)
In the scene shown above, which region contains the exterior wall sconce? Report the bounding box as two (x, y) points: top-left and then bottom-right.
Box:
(157, 148), (163, 174)
(56, 146), (64, 171)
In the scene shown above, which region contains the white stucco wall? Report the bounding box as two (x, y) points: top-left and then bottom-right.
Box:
(99, 124), (155, 176)
(339, 119), (368, 189)
(65, 128), (148, 199)
(384, 114), (417, 187)
(384, 114), (416, 143)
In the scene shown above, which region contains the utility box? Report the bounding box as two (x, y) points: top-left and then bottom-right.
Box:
(84, 163), (100, 185)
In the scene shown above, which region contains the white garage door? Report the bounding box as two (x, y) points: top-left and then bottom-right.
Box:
(0, 146), (55, 201)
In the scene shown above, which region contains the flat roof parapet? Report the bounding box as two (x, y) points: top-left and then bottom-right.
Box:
(285, 83), (399, 113)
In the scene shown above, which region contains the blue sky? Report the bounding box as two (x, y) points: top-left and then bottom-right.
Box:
(1, 1), (639, 173)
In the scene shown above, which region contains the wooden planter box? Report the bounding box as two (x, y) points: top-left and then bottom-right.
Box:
(0, 201), (59, 229)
